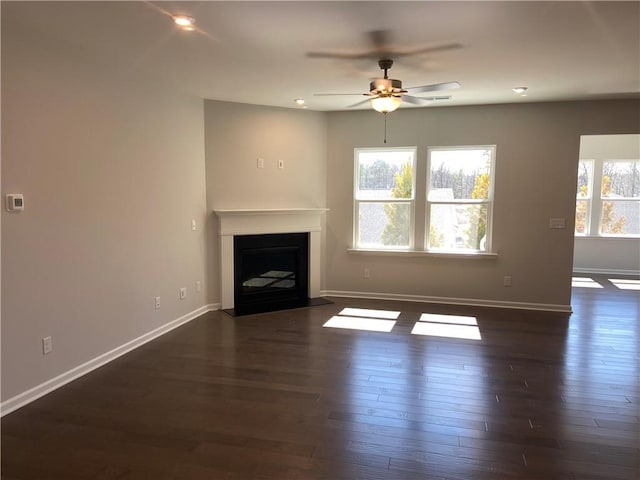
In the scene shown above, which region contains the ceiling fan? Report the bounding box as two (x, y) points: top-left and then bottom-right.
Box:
(315, 58), (461, 113)
(309, 30), (461, 113)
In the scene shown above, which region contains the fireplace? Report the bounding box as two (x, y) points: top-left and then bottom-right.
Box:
(213, 208), (328, 314)
(234, 233), (309, 315)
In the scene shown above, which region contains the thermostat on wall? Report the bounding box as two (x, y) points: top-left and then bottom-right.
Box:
(6, 194), (24, 212)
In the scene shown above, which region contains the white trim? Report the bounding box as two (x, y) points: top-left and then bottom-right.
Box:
(348, 248), (498, 259)
(321, 290), (572, 313)
(0, 303), (220, 417)
(213, 208), (328, 236)
(213, 208), (328, 216)
(220, 235), (235, 308)
(213, 209), (327, 309)
(426, 145), (496, 252)
(354, 147), (417, 250)
(573, 267), (640, 276)
(574, 235), (640, 240)
(577, 156), (640, 237)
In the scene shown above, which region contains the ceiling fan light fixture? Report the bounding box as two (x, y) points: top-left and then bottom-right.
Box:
(370, 78), (403, 94)
(371, 95), (402, 113)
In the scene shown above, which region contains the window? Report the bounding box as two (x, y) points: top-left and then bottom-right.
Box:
(575, 159), (640, 237)
(353, 145), (496, 255)
(575, 160), (593, 235)
(354, 148), (416, 249)
(426, 146), (495, 252)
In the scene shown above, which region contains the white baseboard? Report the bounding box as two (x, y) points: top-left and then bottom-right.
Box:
(573, 268), (640, 276)
(1, 303), (220, 417)
(321, 290), (572, 313)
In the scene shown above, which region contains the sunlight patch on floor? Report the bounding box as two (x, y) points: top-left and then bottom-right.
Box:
(572, 277), (604, 288)
(323, 316), (396, 332)
(339, 307), (401, 319)
(419, 313), (478, 325)
(608, 278), (640, 290)
(412, 313), (481, 340)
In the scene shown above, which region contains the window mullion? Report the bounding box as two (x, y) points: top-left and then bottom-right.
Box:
(591, 159), (604, 235)
(413, 151), (427, 250)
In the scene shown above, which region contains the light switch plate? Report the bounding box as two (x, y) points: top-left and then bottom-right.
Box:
(6, 194), (24, 212)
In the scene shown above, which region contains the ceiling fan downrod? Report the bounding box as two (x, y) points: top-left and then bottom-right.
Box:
(378, 59), (393, 79)
(370, 59), (403, 95)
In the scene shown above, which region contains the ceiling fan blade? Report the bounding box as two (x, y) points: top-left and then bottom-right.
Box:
(306, 51), (379, 60)
(367, 30), (392, 51)
(407, 81), (461, 94)
(308, 31), (461, 61)
(423, 95), (452, 101)
(346, 98), (373, 109)
(393, 42), (462, 58)
(307, 30), (396, 61)
(401, 95), (433, 106)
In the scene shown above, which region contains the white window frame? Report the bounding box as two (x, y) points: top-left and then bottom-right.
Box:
(577, 158), (640, 237)
(353, 147), (416, 250)
(425, 146), (496, 253)
(575, 159), (594, 236)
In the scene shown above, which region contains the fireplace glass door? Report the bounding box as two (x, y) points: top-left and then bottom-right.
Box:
(233, 233), (309, 315)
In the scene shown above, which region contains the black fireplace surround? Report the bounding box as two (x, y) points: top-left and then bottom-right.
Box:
(233, 232), (309, 315)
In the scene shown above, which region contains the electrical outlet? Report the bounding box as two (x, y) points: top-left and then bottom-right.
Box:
(363, 268), (371, 279)
(257, 157), (264, 169)
(155, 296), (161, 309)
(191, 219), (196, 231)
(180, 287), (187, 299)
(503, 275), (512, 287)
(42, 336), (53, 355)
(278, 159), (284, 169)
(196, 281), (201, 293)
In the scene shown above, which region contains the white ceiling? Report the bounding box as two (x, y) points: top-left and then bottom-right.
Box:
(5, 1), (640, 111)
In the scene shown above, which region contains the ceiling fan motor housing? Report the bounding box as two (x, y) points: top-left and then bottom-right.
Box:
(370, 78), (404, 95)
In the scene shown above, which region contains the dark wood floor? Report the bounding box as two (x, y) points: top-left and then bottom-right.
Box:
(2, 275), (639, 479)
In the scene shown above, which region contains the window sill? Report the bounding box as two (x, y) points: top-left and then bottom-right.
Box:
(575, 235), (640, 240)
(348, 248), (498, 259)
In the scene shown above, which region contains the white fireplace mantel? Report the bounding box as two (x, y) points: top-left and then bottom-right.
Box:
(213, 208), (328, 309)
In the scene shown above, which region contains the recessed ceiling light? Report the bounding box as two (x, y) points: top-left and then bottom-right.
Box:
(294, 98), (305, 106)
(172, 15), (195, 30)
(512, 86), (528, 94)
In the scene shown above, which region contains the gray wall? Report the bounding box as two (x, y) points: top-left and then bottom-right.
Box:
(325, 101), (640, 309)
(2, 9), (208, 400)
(203, 100), (328, 304)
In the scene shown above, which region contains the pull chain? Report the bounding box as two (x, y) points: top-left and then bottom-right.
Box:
(383, 113), (387, 144)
